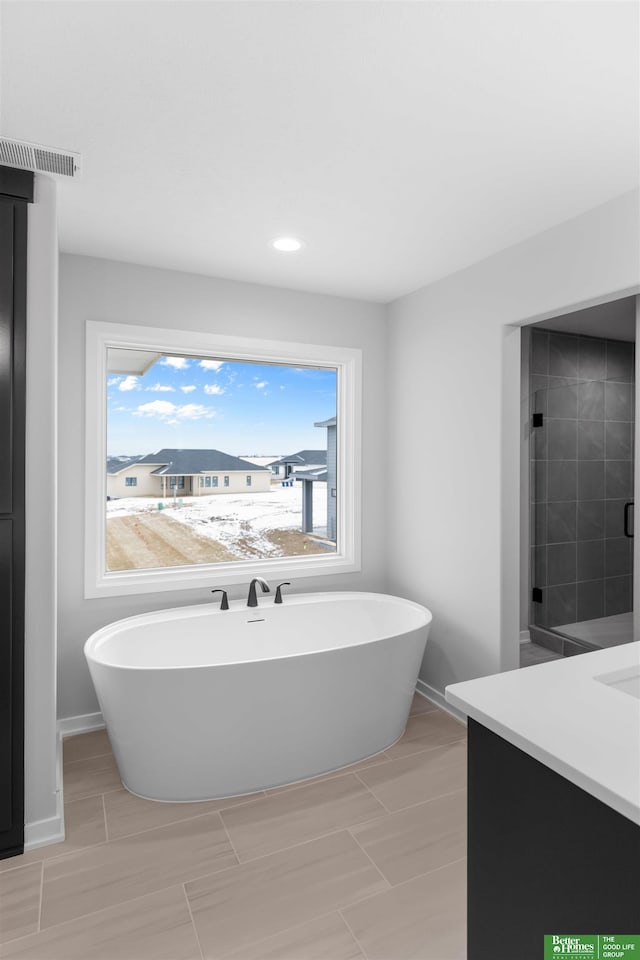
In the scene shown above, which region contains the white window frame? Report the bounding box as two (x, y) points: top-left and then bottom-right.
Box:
(85, 320), (362, 598)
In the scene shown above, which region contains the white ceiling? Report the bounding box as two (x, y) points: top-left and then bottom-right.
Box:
(1, 1), (638, 303)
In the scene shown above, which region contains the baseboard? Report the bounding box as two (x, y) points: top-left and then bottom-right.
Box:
(57, 711), (105, 737)
(519, 630), (531, 644)
(415, 679), (468, 725)
(24, 814), (65, 851)
(24, 734), (65, 852)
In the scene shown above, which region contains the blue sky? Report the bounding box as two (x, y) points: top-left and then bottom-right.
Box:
(107, 353), (337, 457)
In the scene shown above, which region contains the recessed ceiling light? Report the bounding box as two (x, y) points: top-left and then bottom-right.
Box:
(271, 236), (304, 252)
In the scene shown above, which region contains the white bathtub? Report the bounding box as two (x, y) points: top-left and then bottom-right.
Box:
(84, 591), (432, 801)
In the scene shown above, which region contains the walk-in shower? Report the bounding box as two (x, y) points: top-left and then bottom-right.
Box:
(528, 325), (635, 656)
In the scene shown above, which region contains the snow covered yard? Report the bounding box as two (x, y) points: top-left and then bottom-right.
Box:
(106, 482), (334, 568)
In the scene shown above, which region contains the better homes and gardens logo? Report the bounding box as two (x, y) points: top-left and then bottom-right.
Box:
(544, 936), (640, 959)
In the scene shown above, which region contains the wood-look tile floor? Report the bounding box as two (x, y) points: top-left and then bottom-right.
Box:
(0, 695), (468, 960)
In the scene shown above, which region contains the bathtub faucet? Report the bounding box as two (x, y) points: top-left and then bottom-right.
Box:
(247, 577), (270, 607)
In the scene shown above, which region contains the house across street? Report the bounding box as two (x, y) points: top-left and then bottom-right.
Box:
(107, 448), (272, 499)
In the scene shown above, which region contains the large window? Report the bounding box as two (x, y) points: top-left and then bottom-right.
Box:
(85, 322), (361, 597)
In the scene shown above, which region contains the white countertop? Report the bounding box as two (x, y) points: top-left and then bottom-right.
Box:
(445, 642), (640, 825)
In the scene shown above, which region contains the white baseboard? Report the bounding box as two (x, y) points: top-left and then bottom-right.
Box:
(24, 814), (65, 851)
(26, 712), (104, 852)
(24, 734), (65, 852)
(27, 714), (105, 852)
(520, 630), (531, 644)
(415, 679), (467, 725)
(57, 711), (105, 738)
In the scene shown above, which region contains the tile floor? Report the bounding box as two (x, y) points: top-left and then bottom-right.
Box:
(519, 641), (564, 668)
(0, 695), (467, 959)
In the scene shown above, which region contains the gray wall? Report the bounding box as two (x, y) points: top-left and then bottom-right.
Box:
(58, 254), (387, 720)
(386, 190), (640, 697)
(530, 329), (635, 629)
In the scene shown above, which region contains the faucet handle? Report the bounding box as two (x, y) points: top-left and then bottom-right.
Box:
(211, 589), (229, 610)
(274, 582), (291, 604)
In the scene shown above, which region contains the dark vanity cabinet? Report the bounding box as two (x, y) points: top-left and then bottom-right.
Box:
(467, 719), (640, 959)
(0, 166), (32, 858)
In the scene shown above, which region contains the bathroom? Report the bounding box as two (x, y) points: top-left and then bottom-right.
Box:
(1, 3), (639, 959)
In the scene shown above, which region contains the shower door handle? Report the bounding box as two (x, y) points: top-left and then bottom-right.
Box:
(624, 501), (634, 538)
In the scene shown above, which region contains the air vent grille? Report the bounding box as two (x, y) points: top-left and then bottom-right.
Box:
(0, 138), (81, 178)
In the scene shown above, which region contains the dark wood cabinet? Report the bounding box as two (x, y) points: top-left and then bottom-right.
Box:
(467, 718), (640, 959)
(0, 165), (32, 858)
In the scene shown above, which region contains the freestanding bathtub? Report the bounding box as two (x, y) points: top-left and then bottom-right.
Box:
(84, 591), (432, 801)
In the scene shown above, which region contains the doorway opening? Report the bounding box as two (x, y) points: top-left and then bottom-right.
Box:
(522, 296), (636, 666)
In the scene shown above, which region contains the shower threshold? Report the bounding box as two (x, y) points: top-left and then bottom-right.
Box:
(554, 612), (635, 650)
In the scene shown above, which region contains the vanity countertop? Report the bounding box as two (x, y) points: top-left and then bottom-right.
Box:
(445, 641), (640, 825)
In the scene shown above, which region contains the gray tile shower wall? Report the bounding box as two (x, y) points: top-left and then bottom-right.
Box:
(530, 329), (635, 629)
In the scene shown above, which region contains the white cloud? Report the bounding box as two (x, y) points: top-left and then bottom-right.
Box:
(135, 400), (176, 416)
(107, 376), (122, 386)
(179, 403), (216, 420)
(204, 383), (224, 395)
(146, 383), (175, 392)
(161, 356), (189, 370)
(255, 381), (268, 390)
(199, 360), (224, 371)
(180, 385), (197, 393)
(119, 376), (140, 391)
(134, 400), (216, 422)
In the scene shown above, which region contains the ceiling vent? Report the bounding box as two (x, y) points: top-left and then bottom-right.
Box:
(0, 137), (81, 178)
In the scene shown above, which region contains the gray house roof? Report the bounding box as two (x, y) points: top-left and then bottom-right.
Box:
(135, 448), (270, 476)
(292, 467), (328, 482)
(314, 417), (336, 428)
(270, 449), (327, 468)
(107, 455), (143, 475)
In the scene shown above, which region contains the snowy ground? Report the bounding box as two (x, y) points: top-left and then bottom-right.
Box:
(107, 482), (330, 558)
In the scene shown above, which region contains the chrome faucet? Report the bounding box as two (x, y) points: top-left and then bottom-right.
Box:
(247, 577), (270, 607)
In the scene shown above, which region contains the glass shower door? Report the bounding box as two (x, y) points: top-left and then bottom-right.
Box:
(531, 374), (635, 650)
